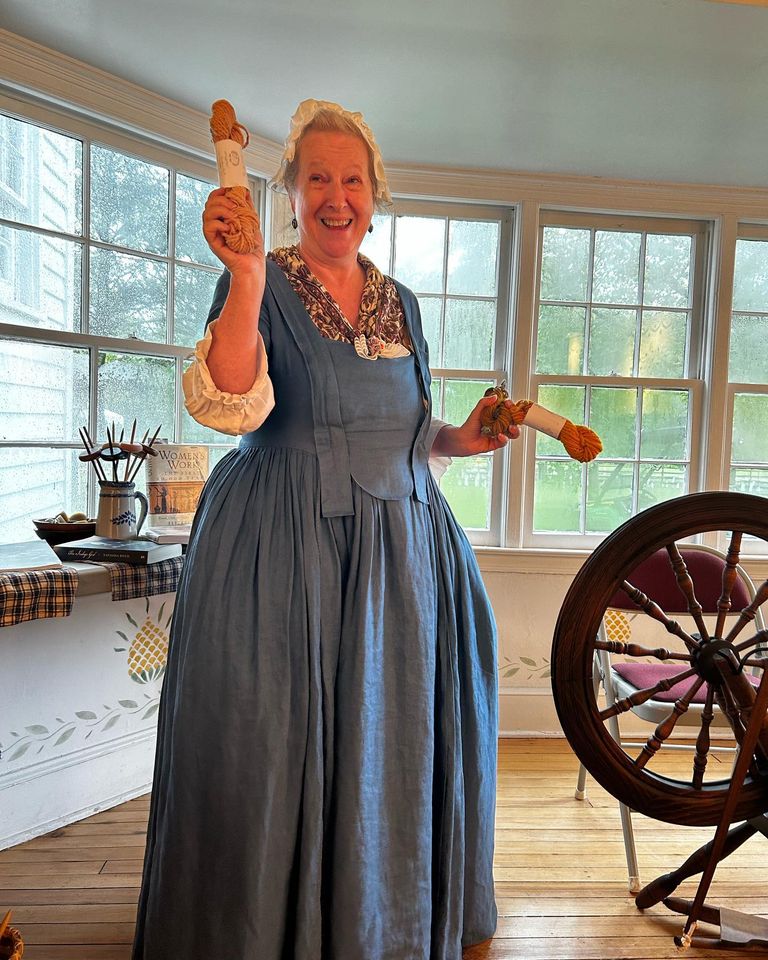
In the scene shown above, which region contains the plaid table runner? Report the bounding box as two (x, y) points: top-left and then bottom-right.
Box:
(98, 555), (185, 602)
(0, 567), (79, 627)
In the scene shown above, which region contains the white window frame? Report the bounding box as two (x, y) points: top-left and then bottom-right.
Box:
(520, 209), (711, 550)
(723, 222), (768, 498)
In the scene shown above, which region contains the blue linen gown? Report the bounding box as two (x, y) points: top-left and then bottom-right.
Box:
(132, 260), (498, 960)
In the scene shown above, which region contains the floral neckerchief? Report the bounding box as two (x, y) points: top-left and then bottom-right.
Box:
(268, 245), (412, 358)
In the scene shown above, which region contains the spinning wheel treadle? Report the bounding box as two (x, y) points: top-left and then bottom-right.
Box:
(551, 491), (768, 829)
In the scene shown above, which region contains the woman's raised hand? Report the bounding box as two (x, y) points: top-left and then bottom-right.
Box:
(431, 395), (521, 458)
(202, 187), (265, 282)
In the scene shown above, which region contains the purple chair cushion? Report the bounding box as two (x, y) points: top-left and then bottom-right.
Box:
(612, 661), (760, 704)
(608, 548), (752, 612)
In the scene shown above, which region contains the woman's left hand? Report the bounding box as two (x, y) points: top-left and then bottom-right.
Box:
(431, 395), (521, 458)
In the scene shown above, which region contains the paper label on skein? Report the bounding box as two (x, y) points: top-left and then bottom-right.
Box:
(215, 139), (249, 188)
(522, 403), (567, 439)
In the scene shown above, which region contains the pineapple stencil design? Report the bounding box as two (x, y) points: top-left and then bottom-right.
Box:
(115, 598), (173, 684)
(604, 609), (632, 645)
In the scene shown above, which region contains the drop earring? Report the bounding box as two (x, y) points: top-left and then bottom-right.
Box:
(367, 223), (374, 234)
(291, 217), (298, 230)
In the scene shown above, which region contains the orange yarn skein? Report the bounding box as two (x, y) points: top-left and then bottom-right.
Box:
(480, 383), (602, 463)
(209, 100), (261, 255)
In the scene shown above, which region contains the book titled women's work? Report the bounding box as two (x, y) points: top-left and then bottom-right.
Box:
(145, 443), (209, 526)
(54, 537), (182, 566)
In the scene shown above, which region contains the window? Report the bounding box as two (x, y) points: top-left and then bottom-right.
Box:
(528, 212), (708, 547)
(0, 114), (25, 202)
(0, 110), (246, 543)
(727, 228), (768, 508)
(358, 202), (513, 543)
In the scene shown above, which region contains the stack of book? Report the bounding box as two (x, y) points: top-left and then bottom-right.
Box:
(54, 537), (182, 566)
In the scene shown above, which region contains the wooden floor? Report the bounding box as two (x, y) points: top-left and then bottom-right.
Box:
(3, 738), (768, 959)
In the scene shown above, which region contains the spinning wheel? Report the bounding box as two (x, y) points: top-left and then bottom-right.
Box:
(553, 492), (768, 946)
(552, 491), (768, 830)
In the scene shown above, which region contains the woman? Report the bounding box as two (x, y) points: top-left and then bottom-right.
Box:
(133, 99), (519, 960)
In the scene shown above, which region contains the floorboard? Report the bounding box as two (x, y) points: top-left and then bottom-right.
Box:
(3, 738), (767, 959)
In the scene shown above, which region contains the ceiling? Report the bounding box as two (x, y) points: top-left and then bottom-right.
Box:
(1, 0), (767, 187)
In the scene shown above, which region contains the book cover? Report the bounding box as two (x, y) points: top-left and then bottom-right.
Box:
(0, 539), (63, 572)
(145, 444), (209, 526)
(54, 536), (182, 566)
(144, 524), (193, 544)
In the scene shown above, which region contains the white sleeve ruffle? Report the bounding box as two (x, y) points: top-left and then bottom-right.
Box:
(182, 319), (275, 436)
(427, 418), (452, 482)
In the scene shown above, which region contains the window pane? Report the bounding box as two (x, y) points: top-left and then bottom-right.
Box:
(90, 145), (169, 254)
(733, 239), (768, 312)
(0, 115), (82, 234)
(640, 389), (689, 460)
(0, 224), (81, 332)
(536, 385), (585, 458)
(729, 314), (768, 383)
(430, 378), (443, 416)
(0, 447), (89, 543)
(586, 460), (634, 533)
(533, 460), (583, 532)
(446, 219), (499, 296)
(732, 393), (768, 463)
(394, 216), (445, 293)
(536, 305), (586, 375)
(540, 227), (589, 302)
(359, 213), (392, 273)
(0, 339), (89, 441)
(174, 265), (220, 346)
(443, 298), (495, 369)
(731, 466), (768, 497)
(639, 310), (687, 378)
(644, 234), (691, 308)
(639, 463), (687, 511)
(90, 248), (167, 341)
(417, 296), (442, 365)
(588, 308), (636, 376)
(440, 456), (491, 529)
(444, 378), (492, 426)
(593, 231), (641, 305)
(175, 173), (218, 266)
(98, 352), (175, 443)
(590, 386), (637, 459)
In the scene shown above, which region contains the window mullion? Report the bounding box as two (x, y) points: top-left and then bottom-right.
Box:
(701, 215), (738, 493)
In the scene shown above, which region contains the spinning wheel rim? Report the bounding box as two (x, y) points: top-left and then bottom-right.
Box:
(552, 491), (768, 827)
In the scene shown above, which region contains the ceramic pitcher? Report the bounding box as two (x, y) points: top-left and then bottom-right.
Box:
(95, 480), (149, 540)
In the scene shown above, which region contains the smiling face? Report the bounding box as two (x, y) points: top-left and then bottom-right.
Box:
(289, 129), (375, 267)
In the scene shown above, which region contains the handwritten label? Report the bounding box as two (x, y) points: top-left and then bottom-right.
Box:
(215, 139), (249, 188)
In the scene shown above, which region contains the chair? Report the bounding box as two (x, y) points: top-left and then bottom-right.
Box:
(573, 543), (766, 893)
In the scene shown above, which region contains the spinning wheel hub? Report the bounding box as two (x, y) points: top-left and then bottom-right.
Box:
(693, 638), (742, 686)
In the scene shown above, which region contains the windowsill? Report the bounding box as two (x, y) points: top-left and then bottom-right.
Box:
(63, 561), (114, 597)
(473, 546), (768, 583)
(474, 547), (591, 576)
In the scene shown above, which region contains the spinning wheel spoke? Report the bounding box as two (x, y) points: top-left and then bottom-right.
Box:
(594, 639), (691, 662)
(620, 580), (699, 651)
(599, 667), (698, 721)
(714, 532), (744, 639)
(691, 686), (715, 788)
(634, 677), (705, 770)
(729, 588), (768, 647)
(666, 542), (710, 642)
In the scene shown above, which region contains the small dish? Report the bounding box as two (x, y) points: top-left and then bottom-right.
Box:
(33, 517), (97, 546)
